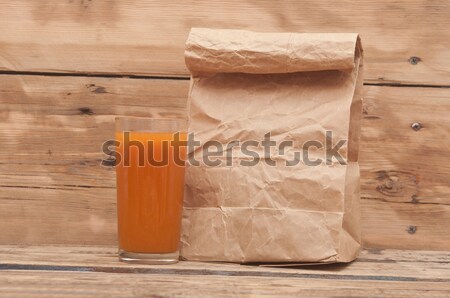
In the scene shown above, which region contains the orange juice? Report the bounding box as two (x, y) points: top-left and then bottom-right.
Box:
(115, 131), (186, 254)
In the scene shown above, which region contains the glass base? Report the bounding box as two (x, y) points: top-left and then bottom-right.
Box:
(118, 250), (179, 265)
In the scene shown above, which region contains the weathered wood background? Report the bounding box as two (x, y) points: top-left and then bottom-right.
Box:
(0, 1), (449, 250)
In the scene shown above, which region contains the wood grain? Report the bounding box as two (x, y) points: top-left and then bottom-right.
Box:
(1, 245), (449, 280)
(0, 245), (449, 298)
(362, 199), (450, 250)
(0, 1), (449, 85)
(360, 86), (450, 205)
(2, 271), (449, 298)
(0, 74), (449, 249)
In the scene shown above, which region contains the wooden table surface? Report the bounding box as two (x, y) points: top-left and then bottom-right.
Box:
(0, 245), (448, 298)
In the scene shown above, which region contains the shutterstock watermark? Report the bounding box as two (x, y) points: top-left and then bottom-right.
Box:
(101, 131), (347, 167)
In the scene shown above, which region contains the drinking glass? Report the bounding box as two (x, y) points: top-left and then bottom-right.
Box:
(115, 117), (187, 264)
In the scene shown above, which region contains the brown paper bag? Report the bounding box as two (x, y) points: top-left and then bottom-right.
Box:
(181, 28), (363, 263)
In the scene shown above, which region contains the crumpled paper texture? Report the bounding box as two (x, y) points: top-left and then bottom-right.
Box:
(181, 28), (363, 263)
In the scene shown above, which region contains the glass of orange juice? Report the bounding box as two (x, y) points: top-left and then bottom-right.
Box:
(115, 117), (187, 264)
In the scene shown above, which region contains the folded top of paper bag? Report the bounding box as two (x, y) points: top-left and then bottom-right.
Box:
(185, 28), (361, 75)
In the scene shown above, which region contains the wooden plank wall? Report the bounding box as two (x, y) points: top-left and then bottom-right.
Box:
(0, 1), (449, 250)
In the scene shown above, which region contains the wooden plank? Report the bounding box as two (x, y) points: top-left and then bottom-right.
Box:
(2, 183), (449, 249)
(362, 199), (450, 250)
(0, 245), (449, 298)
(0, 187), (117, 245)
(2, 270), (449, 298)
(1, 245), (449, 280)
(0, 74), (187, 155)
(0, 74), (449, 249)
(1, 1), (450, 85)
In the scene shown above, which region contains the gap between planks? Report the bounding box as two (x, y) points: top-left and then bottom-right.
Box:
(1, 70), (449, 89)
(0, 263), (447, 283)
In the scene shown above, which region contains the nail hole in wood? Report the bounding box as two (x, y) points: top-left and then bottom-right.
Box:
(411, 122), (422, 131)
(408, 56), (421, 65)
(407, 226), (417, 234)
